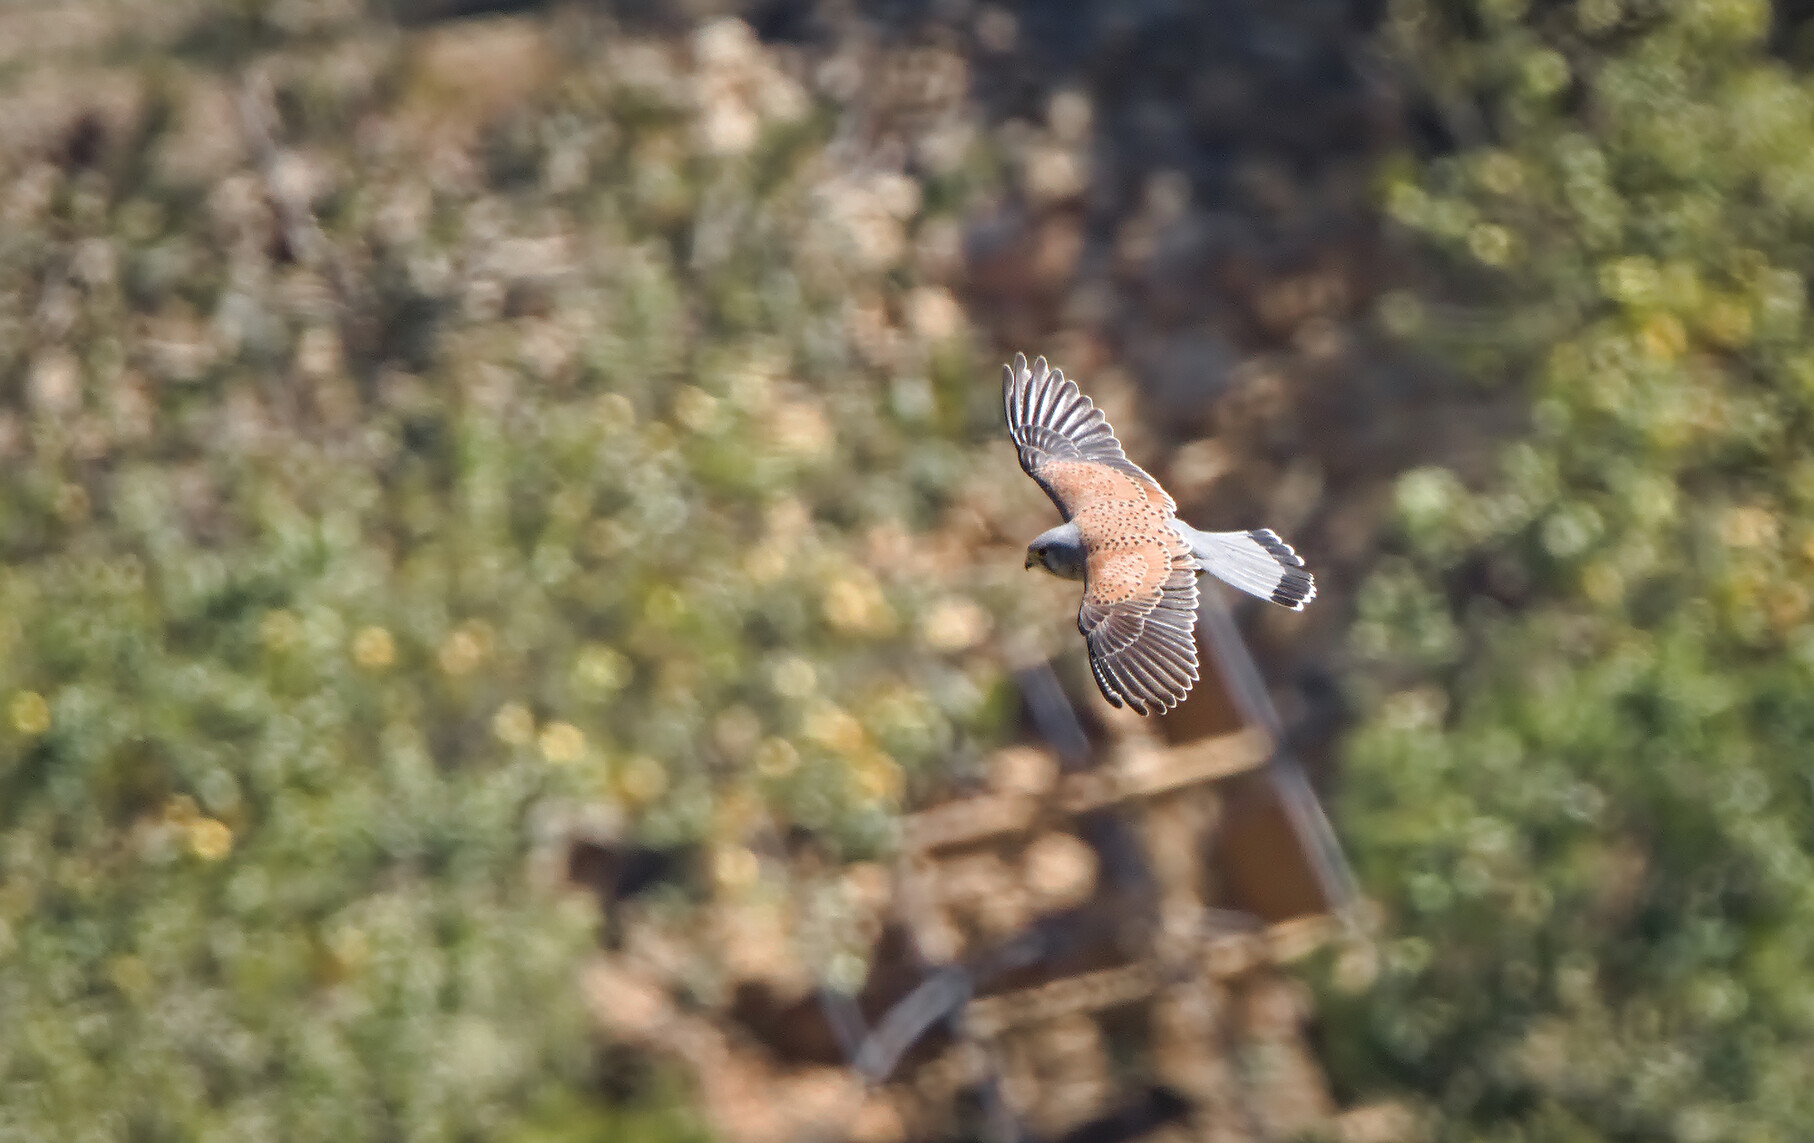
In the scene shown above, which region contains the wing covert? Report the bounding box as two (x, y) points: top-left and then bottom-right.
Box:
(1076, 531), (1200, 714)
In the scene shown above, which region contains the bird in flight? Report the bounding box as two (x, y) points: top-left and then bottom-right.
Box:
(1005, 353), (1314, 714)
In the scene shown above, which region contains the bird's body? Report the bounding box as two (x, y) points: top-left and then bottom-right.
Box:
(1005, 353), (1314, 714)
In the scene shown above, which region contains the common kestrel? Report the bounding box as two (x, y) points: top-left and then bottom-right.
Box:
(1005, 353), (1315, 714)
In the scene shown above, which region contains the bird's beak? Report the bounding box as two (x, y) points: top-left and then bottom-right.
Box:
(1024, 550), (1038, 570)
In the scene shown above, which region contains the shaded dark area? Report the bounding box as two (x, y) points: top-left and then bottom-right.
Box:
(1053, 1087), (1192, 1143)
(582, 622), (1349, 1139)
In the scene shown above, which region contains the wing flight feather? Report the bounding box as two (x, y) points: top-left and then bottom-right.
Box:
(1002, 353), (1173, 518)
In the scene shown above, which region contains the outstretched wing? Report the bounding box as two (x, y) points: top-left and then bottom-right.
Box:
(1003, 353), (1173, 519)
(1077, 524), (1201, 715)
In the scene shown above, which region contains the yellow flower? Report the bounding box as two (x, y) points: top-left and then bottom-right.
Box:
(1475, 151), (1525, 195)
(1640, 314), (1687, 360)
(108, 955), (151, 997)
(804, 704), (866, 754)
(742, 543), (788, 584)
(770, 656), (817, 698)
(162, 794), (199, 826)
(437, 622), (491, 675)
(753, 737), (799, 778)
(538, 721), (585, 764)
(8, 691), (49, 736)
(1467, 223), (1512, 266)
(260, 609), (301, 651)
(712, 845), (760, 892)
(673, 385), (721, 433)
(492, 702), (535, 746)
(1703, 297), (1754, 348)
(712, 705), (762, 761)
(595, 392), (636, 429)
(920, 597), (990, 652)
(1721, 506), (1778, 550)
(823, 573), (894, 635)
(1601, 257), (1660, 306)
(1582, 562), (1625, 606)
(768, 400), (831, 457)
(851, 748), (902, 802)
(351, 626), (395, 670)
(617, 756), (669, 804)
(572, 645), (630, 694)
(713, 788), (764, 836)
(187, 818), (233, 861)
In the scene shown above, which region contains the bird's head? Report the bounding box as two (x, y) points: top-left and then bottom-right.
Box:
(1025, 524), (1086, 581)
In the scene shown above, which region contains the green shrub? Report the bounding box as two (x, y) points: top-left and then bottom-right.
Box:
(1326, 0), (1814, 1137)
(0, 7), (1016, 1139)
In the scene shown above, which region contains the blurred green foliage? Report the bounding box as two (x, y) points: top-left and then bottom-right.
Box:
(1325, 0), (1814, 1137)
(0, 5), (1019, 1139)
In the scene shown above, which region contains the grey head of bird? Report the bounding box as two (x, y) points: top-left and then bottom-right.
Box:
(1024, 521), (1087, 581)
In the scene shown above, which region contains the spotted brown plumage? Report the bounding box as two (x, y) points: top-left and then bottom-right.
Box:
(1005, 353), (1199, 714)
(1005, 352), (1316, 714)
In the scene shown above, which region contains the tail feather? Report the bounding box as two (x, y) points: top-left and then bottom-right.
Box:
(1173, 523), (1316, 611)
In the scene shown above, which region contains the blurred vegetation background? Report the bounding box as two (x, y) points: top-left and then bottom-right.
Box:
(0, 4), (1037, 1139)
(4, 0), (1814, 1140)
(1326, 0), (1814, 1138)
